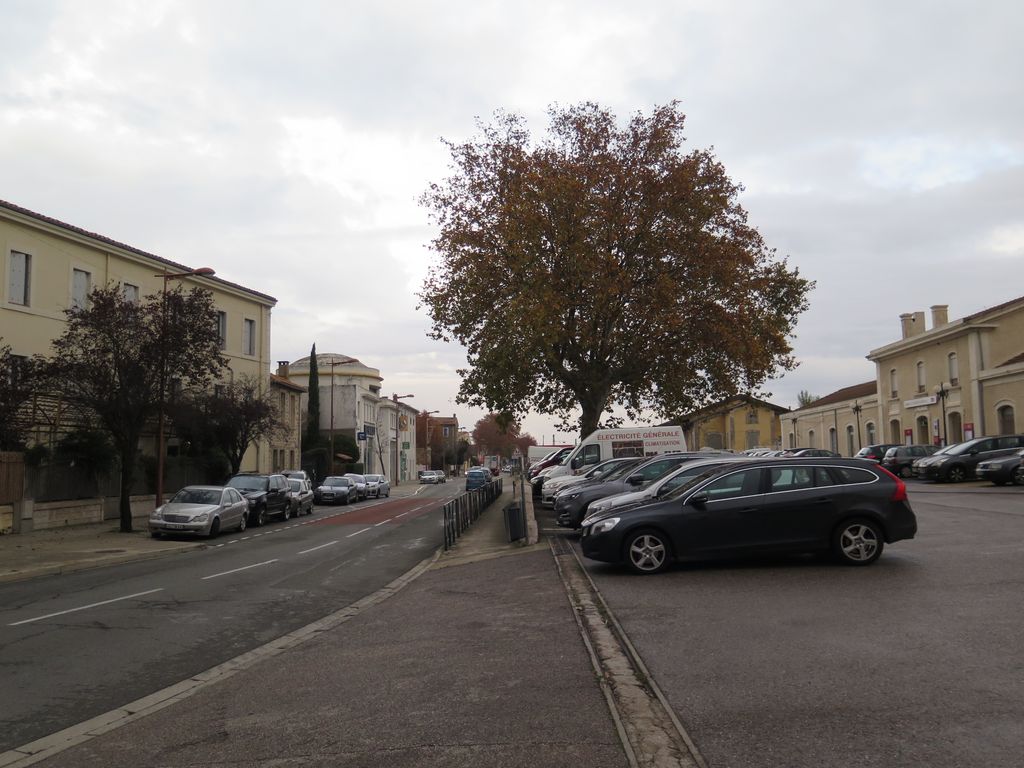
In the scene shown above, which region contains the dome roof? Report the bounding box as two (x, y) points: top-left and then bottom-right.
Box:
(288, 353), (382, 381)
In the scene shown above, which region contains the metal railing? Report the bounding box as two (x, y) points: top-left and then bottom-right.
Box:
(442, 476), (503, 550)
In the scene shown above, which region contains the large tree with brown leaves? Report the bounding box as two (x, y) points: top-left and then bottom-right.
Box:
(44, 285), (226, 531)
(420, 102), (812, 435)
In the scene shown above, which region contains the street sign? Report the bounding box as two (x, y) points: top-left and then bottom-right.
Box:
(357, 431), (366, 441)
(402, 441), (410, 450)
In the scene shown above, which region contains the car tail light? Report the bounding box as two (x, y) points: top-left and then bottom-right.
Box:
(876, 465), (907, 502)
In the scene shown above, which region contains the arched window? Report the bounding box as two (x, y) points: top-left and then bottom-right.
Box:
(917, 415), (930, 445)
(947, 352), (959, 386)
(948, 412), (963, 443)
(916, 361), (926, 393)
(890, 419), (901, 444)
(846, 425), (855, 456)
(808, 429), (816, 449)
(866, 422), (877, 445)
(997, 404), (1016, 435)
(829, 427), (838, 453)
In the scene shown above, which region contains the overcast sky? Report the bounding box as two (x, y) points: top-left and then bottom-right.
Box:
(3, 0), (1021, 444)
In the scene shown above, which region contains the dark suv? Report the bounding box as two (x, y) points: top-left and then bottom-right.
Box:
(580, 458), (917, 574)
(880, 445), (938, 478)
(912, 435), (1024, 482)
(226, 473), (292, 526)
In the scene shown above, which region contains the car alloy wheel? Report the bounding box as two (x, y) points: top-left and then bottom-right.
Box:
(255, 507), (266, 527)
(625, 530), (669, 574)
(237, 513), (247, 533)
(833, 519), (884, 565)
(899, 465), (912, 478)
(283, 505), (292, 521)
(946, 465), (967, 483)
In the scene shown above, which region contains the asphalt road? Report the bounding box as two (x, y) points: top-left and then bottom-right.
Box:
(571, 483), (1024, 768)
(0, 482), (462, 753)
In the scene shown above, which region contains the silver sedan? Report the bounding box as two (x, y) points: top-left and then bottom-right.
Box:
(149, 486), (249, 538)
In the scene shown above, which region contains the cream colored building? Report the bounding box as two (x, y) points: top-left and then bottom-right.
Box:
(784, 381), (880, 455)
(783, 299), (1024, 454)
(1, 198), (277, 472)
(867, 302), (1024, 445)
(283, 354), (384, 473)
(376, 396), (420, 484)
(269, 374), (305, 473)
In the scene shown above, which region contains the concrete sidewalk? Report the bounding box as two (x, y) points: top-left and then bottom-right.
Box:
(10, 480), (630, 767)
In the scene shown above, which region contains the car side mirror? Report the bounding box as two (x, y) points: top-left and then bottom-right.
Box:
(689, 493), (709, 508)
(571, 456), (582, 469)
(626, 474), (644, 486)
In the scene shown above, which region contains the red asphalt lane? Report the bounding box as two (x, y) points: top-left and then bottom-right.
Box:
(308, 494), (446, 527)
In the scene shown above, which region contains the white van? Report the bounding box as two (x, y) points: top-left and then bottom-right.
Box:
(544, 425), (686, 482)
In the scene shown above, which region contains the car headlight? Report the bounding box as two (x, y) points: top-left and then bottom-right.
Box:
(193, 513), (209, 522)
(564, 492), (581, 501)
(588, 517), (620, 534)
(151, 509), (163, 520)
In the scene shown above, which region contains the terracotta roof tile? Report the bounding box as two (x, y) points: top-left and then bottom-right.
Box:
(795, 380), (877, 411)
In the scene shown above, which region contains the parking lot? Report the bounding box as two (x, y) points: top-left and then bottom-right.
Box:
(566, 482), (1024, 767)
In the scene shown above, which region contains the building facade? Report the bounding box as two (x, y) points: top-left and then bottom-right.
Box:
(283, 354), (383, 473)
(867, 302), (1024, 446)
(268, 374), (305, 473)
(784, 381), (880, 455)
(376, 396), (419, 484)
(1, 199), (277, 471)
(677, 395), (789, 451)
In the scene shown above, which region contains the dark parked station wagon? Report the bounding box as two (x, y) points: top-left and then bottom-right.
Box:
(580, 459), (917, 574)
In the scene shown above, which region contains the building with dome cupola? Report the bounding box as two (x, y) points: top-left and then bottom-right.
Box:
(279, 354), (384, 474)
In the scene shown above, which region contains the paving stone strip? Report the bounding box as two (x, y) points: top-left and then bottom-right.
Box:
(550, 535), (707, 768)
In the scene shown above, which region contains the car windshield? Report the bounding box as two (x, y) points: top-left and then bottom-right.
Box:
(366, 475), (382, 482)
(945, 441), (980, 456)
(324, 477), (349, 487)
(884, 448), (899, 458)
(227, 476), (267, 492)
(603, 459), (644, 481)
(170, 488), (221, 505)
(661, 467), (730, 501)
(346, 474), (366, 483)
(288, 480), (302, 492)
(587, 460), (628, 479)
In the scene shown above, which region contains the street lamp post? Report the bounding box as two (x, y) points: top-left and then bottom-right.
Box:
(935, 383), (949, 447)
(155, 266), (215, 507)
(852, 402), (863, 452)
(328, 358), (341, 475)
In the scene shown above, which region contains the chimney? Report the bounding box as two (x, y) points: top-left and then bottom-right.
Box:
(930, 304), (949, 328)
(899, 313), (914, 339)
(276, 360), (290, 377)
(911, 311), (926, 335)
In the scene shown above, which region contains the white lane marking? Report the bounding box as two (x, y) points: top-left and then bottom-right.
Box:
(298, 541), (338, 554)
(226, 540), (239, 544)
(201, 559), (278, 580)
(346, 527), (373, 538)
(395, 512), (408, 517)
(375, 519), (392, 527)
(241, 536), (251, 540)
(9, 588), (165, 627)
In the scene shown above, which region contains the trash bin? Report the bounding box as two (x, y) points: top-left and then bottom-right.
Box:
(503, 501), (526, 543)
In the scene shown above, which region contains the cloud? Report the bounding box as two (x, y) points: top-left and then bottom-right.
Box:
(2, 0), (1022, 443)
